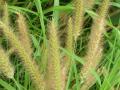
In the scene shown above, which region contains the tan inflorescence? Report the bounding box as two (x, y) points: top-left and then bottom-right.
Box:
(84, 0), (95, 9)
(61, 17), (74, 89)
(17, 13), (33, 57)
(46, 21), (62, 90)
(73, 0), (84, 41)
(0, 47), (14, 79)
(0, 1), (45, 89)
(0, 21), (45, 90)
(0, 0), (111, 90)
(80, 0), (110, 89)
(65, 17), (74, 71)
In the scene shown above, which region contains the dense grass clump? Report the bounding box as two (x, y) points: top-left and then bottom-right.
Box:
(0, 0), (120, 90)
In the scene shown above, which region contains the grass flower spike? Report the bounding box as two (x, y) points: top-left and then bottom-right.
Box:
(0, 1), (45, 89)
(46, 21), (62, 90)
(61, 17), (74, 89)
(0, 0), (9, 26)
(0, 0), (118, 90)
(80, 0), (110, 89)
(17, 13), (33, 57)
(84, 0), (95, 9)
(0, 22), (45, 90)
(73, 0), (84, 41)
(65, 17), (74, 71)
(0, 47), (14, 79)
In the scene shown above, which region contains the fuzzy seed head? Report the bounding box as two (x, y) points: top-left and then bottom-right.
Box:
(0, 47), (14, 79)
(46, 21), (62, 90)
(98, 0), (110, 18)
(84, 0), (95, 9)
(80, 0), (110, 89)
(17, 13), (33, 57)
(0, 1), (9, 26)
(73, 0), (84, 41)
(65, 17), (74, 71)
(0, 22), (45, 90)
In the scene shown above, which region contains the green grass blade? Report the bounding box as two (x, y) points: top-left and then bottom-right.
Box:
(0, 79), (16, 90)
(34, 0), (46, 44)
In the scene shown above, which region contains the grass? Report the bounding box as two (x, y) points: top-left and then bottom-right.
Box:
(0, 0), (120, 90)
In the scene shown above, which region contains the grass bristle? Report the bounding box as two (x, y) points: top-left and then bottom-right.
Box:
(0, 21), (45, 90)
(0, 47), (14, 79)
(0, 0), (119, 90)
(17, 13), (33, 57)
(80, 0), (110, 89)
(73, 0), (84, 41)
(46, 21), (62, 90)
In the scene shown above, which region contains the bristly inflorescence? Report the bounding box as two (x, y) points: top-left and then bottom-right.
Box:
(46, 21), (63, 90)
(83, 0), (95, 9)
(0, 1), (45, 89)
(0, 0), (111, 90)
(61, 17), (74, 89)
(17, 13), (33, 57)
(0, 21), (45, 90)
(80, 0), (110, 89)
(0, 47), (14, 79)
(65, 17), (74, 71)
(73, 0), (84, 41)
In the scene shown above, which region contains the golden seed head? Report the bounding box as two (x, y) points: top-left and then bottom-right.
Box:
(73, 0), (84, 41)
(46, 20), (62, 90)
(17, 13), (33, 57)
(0, 47), (14, 79)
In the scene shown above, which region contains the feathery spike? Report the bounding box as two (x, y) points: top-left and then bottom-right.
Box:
(61, 17), (74, 89)
(73, 0), (84, 41)
(0, 0), (9, 26)
(0, 22), (45, 90)
(65, 17), (74, 71)
(0, 47), (14, 79)
(84, 0), (95, 9)
(40, 43), (48, 73)
(17, 13), (33, 57)
(98, 0), (110, 18)
(46, 21), (62, 90)
(80, 0), (110, 89)
(2, 2), (9, 26)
